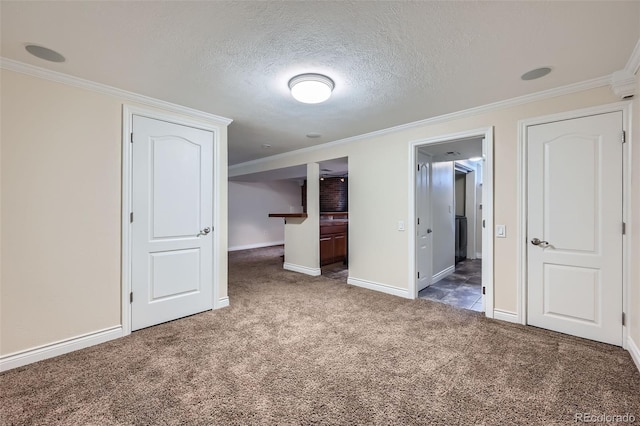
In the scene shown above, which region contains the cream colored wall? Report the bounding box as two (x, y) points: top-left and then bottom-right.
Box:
(284, 164), (319, 270)
(0, 69), (229, 355)
(230, 86), (621, 313)
(1, 70), (121, 355)
(217, 124), (229, 301)
(631, 70), (640, 348)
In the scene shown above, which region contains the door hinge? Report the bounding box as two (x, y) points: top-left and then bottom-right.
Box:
(130, 212), (134, 223)
(622, 222), (626, 235)
(482, 286), (486, 295)
(130, 132), (134, 143)
(417, 272), (420, 279)
(622, 130), (626, 143)
(130, 292), (133, 303)
(622, 312), (626, 326)
(482, 219), (485, 228)
(417, 217), (420, 225)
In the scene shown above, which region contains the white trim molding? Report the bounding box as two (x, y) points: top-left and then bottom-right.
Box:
(217, 297), (230, 309)
(283, 262), (321, 276)
(347, 277), (411, 299)
(432, 265), (455, 284)
(229, 241), (284, 252)
(624, 37), (640, 75)
(517, 101), (633, 346)
(0, 326), (123, 372)
(0, 58), (232, 126)
(610, 70), (637, 99)
(610, 37), (640, 99)
(628, 337), (640, 373)
(493, 310), (520, 324)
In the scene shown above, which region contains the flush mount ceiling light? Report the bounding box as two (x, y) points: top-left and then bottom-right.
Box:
(25, 44), (65, 63)
(521, 67), (552, 81)
(288, 74), (334, 104)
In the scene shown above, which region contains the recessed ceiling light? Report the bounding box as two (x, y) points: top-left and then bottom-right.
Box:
(521, 67), (552, 81)
(468, 156), (483, 162)
(25, 44), (65, 63)
(306, 133), (322, 139)
(288, 74), (334, 104)
(261, 144), (272, 149)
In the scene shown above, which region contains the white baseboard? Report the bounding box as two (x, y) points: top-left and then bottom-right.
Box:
(347, 277), (411, 299)
(283, 262), (321, 276)
(493, 309), (519, 324)
(0, 326), (123, 372)
(432, 265), (455, 284)
(216, 297), (230, 309)
(628, 336), (640, 373)
(228, 241), (284, 252)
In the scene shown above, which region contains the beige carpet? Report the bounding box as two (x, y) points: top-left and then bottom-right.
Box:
(1, 245), (639, 425)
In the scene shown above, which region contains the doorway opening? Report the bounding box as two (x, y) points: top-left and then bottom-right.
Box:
(317, 158), (349, 282)
(409, 128), (494, 316)
(298, 158), (349, 280)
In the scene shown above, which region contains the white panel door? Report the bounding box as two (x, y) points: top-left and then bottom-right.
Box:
(527, 112), (622, 346)
(416, 150), (433, 291)
(131, 115), (214, 331)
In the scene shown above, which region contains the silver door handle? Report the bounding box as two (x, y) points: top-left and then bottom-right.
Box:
(531, 238), (549, 246)
(198, 227), (211, 237)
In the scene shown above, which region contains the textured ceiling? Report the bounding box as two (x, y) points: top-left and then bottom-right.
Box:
(1, 2), (639, 165)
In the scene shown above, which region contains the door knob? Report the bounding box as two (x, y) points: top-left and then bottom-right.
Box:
(531, 238), (548, 246)
(198, 227), (211, 237)
(427, 229), (433, 234)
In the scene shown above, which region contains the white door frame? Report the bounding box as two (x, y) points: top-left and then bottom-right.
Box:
(517, 101), (632, 348)
(121, 105), (222, 336)
(408, 127), (495, 317)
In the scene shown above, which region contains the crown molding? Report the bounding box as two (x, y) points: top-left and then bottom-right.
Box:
(610, 70), (636, 99)
(229, 74), (610, 172)
(0, 57), (233, 126)
(625, 37), (640, 75)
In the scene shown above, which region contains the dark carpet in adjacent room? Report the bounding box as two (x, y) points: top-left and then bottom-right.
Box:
(1, 245), (639, 425)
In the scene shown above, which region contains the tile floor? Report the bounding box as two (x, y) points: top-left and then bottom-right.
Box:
(418, 259), (483, 311)
(322, 261), (349, 282)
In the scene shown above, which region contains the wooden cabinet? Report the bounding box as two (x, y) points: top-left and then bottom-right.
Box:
(320, 222), (347, 266)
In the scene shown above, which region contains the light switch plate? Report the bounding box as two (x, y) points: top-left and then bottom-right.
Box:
(496, 224), (506, 238)
(398, 220), (405, 231)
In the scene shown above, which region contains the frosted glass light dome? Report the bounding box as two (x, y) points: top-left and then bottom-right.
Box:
(288, 74), (335, 104)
